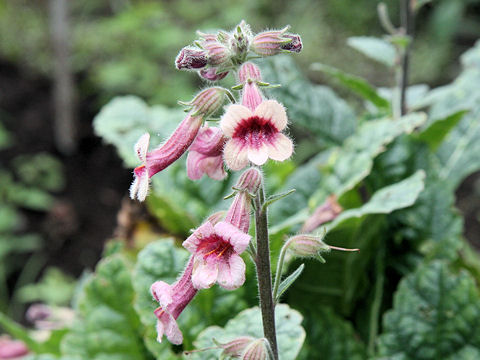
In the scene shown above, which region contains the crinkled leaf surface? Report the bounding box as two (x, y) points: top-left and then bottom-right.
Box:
(192, 304), (305, 360)
(261, 56), (357, 146)
(61, 255), (149, 360)
(298, 308), (367, 360)
(377, 261), (480, 360)
(271, 113), (426, 226)
(288, 171), (425, 314)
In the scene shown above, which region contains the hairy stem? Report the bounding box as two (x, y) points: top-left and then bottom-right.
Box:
(254, 184), (279, 359)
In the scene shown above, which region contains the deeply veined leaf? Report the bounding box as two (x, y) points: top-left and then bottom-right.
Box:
(377, 261), (480, 359)
(192, 304), (305, 360)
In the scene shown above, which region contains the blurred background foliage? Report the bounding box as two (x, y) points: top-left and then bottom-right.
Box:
(1, 0), (479, 106)
(1, 0), (480, 359)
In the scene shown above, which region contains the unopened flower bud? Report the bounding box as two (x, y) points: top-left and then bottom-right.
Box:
(287, 234), (330, 258)
(238, 62), (262, 83)
(235, 167), (263, 194)
(251, 27), (291, 57)
(175, 47), (208, 70)
(215, 336), (255, 358)
(281, 34), (302, 53)
(241, 338), (272, 360)
(187, 87), (227, 117)
(231, 20), (253, 57)
(199, 68), (229, 82)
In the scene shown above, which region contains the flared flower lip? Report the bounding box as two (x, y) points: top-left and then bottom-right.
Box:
(182, 221), (251, 290)
(220, 100), (293, 170)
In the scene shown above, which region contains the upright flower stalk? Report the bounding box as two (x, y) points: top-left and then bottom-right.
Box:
(131, 21), (307, 359)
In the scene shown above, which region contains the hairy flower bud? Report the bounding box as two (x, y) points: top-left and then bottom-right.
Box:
(187, 87), (228, 117)
(241, 338), (272, 360)
(206, 210), (226, 225)
(235, 167), (263, 194)
(175, 47), (208, 70)
(281, 34), (302, 53)
(287, 234), (330, 258)
(216, 337), (255, 358)
(251, 27), (302, 56)
(199, 68), (229, 82)
(238, 62), (262, 83)
(231, 20), (253, 58)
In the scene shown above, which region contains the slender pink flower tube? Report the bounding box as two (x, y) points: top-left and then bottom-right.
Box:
(182, 168), (261, 290)
(238, 62), (263, 112)
(186, 126), (227, 181)
(129, 115), (203, 201)
(130, 87), (227, 201)
(151, 256), (198, 345)
(0, 336), (29, 359)
(300, 195), (342, 233)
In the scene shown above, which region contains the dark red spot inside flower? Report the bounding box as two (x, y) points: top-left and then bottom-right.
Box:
(232, 116), (277, 148)
(198, 234), (234, 260)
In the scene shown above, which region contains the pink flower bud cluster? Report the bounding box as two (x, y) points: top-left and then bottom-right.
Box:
(175, 20), (302, 82)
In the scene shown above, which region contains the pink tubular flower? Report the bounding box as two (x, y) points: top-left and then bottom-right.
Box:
(183, 221), (250, 290)
(182, 168), (260, 290)
(220, 99), (294, 171)
(129, 114), (203, 201)
(187, 126), (227, 181)
(251, 27), (302, 56)
(151, 256), (198, 345)
(0, 336), (29, 359)
(300, 195), (342, 233)
(130, 87), (226, 201)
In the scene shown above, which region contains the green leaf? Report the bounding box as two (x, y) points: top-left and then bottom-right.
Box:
(288, 172), (425, 315)
(416, 110), (467, 151)
(192, 304), (305, 360)
(17, 267), (76, 306)
(271, 113), (427, 227)
(276, 263), (304, 302)
(377, 261), (480, 359)
(311, 63), (390, 109)
(347, 36), (396, 67)
(61, 255), (149, 360)
(328, 170), (425, 230)
(299, 308), (367, 360)
(261, 56), (357, 146)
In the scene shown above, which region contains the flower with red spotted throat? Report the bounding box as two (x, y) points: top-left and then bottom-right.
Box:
(150, 256), (197, 345)
(182, 168), (261, 290)
(220, 66), (293, 171)
(186, 126), (227, 181)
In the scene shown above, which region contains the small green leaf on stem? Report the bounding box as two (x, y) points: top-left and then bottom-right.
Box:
(262, 189), (296, 212)
(275, 264), (305, 303)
